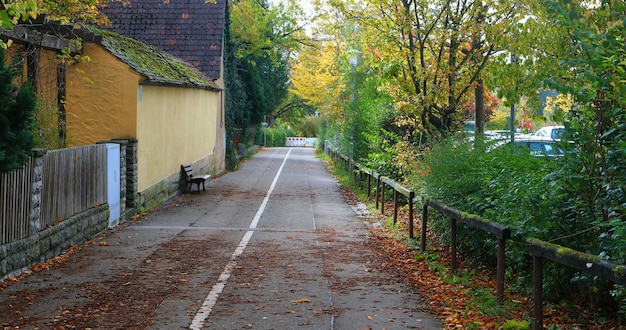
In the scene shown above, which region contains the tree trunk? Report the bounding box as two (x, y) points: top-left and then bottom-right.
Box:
(474, 78), (485, 137)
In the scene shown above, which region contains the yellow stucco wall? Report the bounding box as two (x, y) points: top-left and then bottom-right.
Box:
(137, 85), (219, 192)
(65, 43), (141, 146)
(62, 42), (222, 196)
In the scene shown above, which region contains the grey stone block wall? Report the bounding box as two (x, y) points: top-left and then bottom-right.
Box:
(28, 149), (46, 235)
(0, 204), (109, 281)
(125, 139), (139, 209)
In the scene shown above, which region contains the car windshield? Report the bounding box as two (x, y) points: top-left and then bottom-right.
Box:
(551, 128), (564, 139)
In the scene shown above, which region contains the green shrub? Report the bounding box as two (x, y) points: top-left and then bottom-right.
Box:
(415, 139), (567, 290)
(32, 96), (65, 149)
(0, 49), (36, 173)
(256, 126), (294, 147)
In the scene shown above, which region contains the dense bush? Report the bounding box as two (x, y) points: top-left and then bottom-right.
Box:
(255, 126), (294, 147)
(414, 140), (559, 245)
(362, 129), (404, 181)
(412, 137), (624, 308)
(543, 0), (625, 312)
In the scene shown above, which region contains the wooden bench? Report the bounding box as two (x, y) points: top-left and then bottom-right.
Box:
(181, 163), (211, 193)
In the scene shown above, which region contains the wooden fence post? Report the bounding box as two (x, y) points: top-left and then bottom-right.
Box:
(393, 190), (398, 225)
(358, 169), (363, 190)
(421, 199), (428, 252)
(450, 218), (457, 276)
(375, 174), (381, 209)
(533, 255), (543, 330)
(367, 173), (372, 199)
(381, 182), (385, 214)
(408, 191), (414, 239)
(497, 238), (506, 303)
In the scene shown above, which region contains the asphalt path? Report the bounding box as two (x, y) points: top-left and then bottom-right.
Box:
(1, 147), (444, 329)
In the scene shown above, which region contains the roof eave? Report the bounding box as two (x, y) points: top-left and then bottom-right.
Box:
(140, 79), (222, 91)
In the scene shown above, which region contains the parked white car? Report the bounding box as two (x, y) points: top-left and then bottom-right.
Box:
(533, 126), (565, 140)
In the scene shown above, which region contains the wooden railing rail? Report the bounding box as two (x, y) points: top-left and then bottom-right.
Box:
(527, 238), (626, 330)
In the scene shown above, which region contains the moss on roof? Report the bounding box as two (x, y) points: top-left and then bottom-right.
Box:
(87, 26), (219, 90)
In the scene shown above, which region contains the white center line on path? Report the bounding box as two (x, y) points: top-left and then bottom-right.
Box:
(189, 149), (292, 330)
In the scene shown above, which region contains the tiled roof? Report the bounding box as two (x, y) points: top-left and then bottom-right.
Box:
(88, 26), (219, 90)
(100, 0), (226, 81)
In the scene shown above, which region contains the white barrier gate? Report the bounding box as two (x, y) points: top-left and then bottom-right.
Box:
(285, 137), (317, 147)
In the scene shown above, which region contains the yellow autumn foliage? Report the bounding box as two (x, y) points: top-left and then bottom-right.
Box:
(289, 42), (346, 122)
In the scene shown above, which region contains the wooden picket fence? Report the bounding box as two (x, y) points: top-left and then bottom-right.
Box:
(0, 145), (107, 244)
(0, 158), (34, 244)
(41, 145), (107, 229)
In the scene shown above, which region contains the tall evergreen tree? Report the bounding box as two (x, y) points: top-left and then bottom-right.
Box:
(0, 48), (36, 173)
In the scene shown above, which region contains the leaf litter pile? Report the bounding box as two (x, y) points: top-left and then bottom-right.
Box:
(339, 186), (624, 329)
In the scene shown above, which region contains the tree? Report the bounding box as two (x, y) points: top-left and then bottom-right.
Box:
(224, 0), (305, 169)
(1, 0), (111, 33)
(339, 0), (521, 138)
(288, 41), (345, 122)
(543, 0), (626, 261)
(227, 0), (296, 130)
(463, 87), (501, 124)
(0, 0), (37, 30)
(0, 48), (36, 173)
(41, 0), (111, 24)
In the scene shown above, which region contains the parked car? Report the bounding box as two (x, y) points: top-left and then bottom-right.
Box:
(490, 136), (564, 159)
(533, 125), (565, 140)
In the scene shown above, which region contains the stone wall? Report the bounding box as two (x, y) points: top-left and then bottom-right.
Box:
(28, 149), (46, 234)
(0, 204), (109, 280)
(125, 140), (139, 210)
